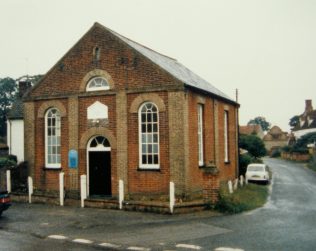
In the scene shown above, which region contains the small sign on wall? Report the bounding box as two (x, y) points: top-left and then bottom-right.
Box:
(68, 149), (78, 168)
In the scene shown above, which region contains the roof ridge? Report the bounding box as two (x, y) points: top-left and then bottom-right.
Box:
(95, 22), (177, 61)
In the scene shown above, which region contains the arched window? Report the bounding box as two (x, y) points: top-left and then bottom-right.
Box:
(86, 77), (110, 92)
(45, 108), (61, 168)
(138, 102), (159, 169)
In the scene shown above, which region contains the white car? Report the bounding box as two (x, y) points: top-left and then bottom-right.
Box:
(245, 163), (270, 184)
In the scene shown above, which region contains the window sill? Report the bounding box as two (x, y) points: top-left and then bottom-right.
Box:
(137, 167), (161, 172)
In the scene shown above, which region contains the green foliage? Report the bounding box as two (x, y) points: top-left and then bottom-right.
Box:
(239, 153), (253, 176)
(0, 77), (17, 136)
(215, 183), (269, 214)
(283, 132), (316, 154)
(247, 116), (271, 131)
(289, 115), (300, 130)
(239, 134), (267, 158)
(308, 154), (316, 172)
(0, 155), (17, 169)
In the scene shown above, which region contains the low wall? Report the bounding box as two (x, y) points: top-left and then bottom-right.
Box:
(281, 152), (310, 162)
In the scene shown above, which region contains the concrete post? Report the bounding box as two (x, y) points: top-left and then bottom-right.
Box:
(228, 180), (233, 194)
(59, 172), (64, 206)
(240, 175), (244, 187)
(28, 176), (33, 203)
(80, 175), (87, 208)
(119, 179), (124, 210)
(6, 170), (11, 193)
(170, 182), (175, 214)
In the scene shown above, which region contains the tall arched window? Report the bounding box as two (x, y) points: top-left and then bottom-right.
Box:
(139, 102), (159, 169)
(45, 108), (61, 168)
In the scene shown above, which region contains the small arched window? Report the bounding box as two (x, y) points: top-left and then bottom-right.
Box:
(138, 102), (159, 169)
(86, 77), (110, 92)
(45, 108), (61, 168)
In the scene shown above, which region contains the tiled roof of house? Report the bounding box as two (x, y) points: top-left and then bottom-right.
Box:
(240, 124), (262, 135)
(100, 23), (235, 103)
(7, 98), (23, 119)
(263, 125), (288, 141)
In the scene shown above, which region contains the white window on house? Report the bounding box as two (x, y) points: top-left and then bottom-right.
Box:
(224, 110), (229, 163)
(86, 77), (110, 92)
(45, 108), (61, 168)
(139, 102), (159, 169)
(198, 104), (204, 166)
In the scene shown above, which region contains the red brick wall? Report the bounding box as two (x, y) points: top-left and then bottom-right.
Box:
(186, 91), (237, 193)
(33, 99), (69, 191)
(126, 92), (170, 195)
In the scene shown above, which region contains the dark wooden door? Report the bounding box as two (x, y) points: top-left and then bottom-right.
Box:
(89, 151), (111, 196)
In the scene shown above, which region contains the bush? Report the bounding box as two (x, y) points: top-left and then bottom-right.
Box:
(215, 183), (269, 214)
(239, 153), (253, 176)
(0, 155), (17, 169)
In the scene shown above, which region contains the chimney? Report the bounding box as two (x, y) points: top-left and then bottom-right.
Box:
(18, 81), (32, 97)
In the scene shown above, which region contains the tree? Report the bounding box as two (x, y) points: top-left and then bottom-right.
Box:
(247, 116), (271, 132)
(0, 77), (17, 136)
(239, 134), (267, 158)
(289, 115), (300, 130)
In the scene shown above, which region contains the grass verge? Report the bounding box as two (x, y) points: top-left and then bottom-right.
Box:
(215, 182), (269, 214)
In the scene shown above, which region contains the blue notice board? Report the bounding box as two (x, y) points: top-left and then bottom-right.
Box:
(68, 149), (78, 168)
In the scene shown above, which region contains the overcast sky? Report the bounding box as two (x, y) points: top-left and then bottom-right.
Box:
(1, 0), (315, 131)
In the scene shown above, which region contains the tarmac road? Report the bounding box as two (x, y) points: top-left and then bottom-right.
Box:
(1, 158), (316, 250)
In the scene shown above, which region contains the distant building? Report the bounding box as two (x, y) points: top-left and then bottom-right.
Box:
(292, 100), (316, 139)
(263, 126), (288, 154)
(6, 81), (31, 163)
(239, 124), (264, 139)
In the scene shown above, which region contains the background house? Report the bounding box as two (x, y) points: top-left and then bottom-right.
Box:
(23, 23), (239, 204)
(6, 81), (31, 163)
(239, 124), (264, 139)
(263, 125), (288, 154)
(292, 100), (316, 139)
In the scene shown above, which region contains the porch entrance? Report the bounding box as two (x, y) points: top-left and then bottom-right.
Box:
(87, 136), (111, 197)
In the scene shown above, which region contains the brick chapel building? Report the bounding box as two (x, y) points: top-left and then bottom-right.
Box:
(24, 23), (239, 203)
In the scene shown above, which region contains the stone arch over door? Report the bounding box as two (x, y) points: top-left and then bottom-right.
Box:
(79, 127), (117, 150)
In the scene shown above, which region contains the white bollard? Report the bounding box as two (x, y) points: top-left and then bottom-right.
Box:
(59, 172), (64, 206)
(28, 176), (33, 203)
(170, 182), (175, 213)
(228, 180), (233, 194)
(233, 178), (238, 190)
(119, 179), (124, 210)
(80, 175), (87, 208)
(240, 175), (244, 187)
(6, 170), (11, 193)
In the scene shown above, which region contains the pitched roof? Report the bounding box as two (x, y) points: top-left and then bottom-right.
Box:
(239, 124), (262, 135)
(100, 23), (235, 103)
(7, 97), (23, 119)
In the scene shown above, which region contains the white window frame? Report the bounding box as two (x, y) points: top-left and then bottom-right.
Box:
(45, 108), (61, 168)
(138, 102), (160, 169)
(224, 110), (229, 163)
(86, 77), (110, 92)
(198, 104), (204, 166)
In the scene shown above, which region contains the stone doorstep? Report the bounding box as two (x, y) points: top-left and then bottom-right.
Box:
(10, 193), (208, 214)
